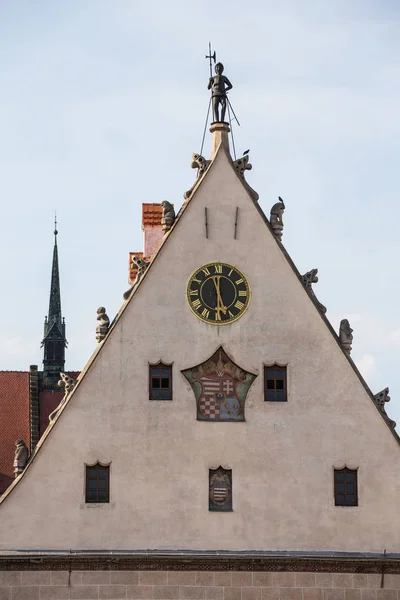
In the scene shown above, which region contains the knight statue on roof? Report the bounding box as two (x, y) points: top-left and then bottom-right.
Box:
(208, 62), (233, 123)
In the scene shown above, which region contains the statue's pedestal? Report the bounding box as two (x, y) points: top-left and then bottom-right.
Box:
(210, 122), (230, 160)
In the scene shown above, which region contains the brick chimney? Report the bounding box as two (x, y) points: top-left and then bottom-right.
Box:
(128, 203), (165, 285)
(142, 203), (164, 259)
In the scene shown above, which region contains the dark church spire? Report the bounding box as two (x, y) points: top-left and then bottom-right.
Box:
(48, 218), (62, 327)
(42, 217), (67, 382)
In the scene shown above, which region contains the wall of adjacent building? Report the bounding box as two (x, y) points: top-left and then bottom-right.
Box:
(0, 147), (399, 552)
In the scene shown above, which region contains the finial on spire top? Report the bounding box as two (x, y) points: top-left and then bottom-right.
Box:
(54, 212), (58, 238)
(205, 42), (216, 78)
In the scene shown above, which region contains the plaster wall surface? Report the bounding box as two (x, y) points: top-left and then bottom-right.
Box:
(0, 146), (399, 552)
(144, 226), (163, 258)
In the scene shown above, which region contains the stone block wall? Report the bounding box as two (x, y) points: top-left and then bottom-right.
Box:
(0, 571), (400, 600)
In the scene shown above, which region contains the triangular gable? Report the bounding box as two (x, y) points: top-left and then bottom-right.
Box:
(1, 121), (398, 520)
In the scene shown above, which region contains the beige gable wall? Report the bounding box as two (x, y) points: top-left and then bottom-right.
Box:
(0, 144), (399, 552)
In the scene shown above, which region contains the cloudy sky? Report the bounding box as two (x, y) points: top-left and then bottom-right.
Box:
(1, 1), (399, 423)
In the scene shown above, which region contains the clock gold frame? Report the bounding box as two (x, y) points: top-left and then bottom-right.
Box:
(186, 261), (251, 325)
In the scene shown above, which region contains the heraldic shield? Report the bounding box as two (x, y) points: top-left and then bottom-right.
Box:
(182, 348), (256, 421)
(209, 467), (232, 511)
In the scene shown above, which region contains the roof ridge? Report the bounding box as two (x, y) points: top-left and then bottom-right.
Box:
(0, 370), (30, 374)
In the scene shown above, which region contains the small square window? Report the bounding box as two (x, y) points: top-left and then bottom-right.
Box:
(334, 468), (358, 506)
(264, 366), (287, 401)
(85, 464), (110, 503)
(149, 363), (172, 400)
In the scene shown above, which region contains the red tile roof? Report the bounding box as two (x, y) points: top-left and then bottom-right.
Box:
(39, 372), (80, 435)
(0, 372), (30, 494)
(142, 204), (163, 228)
(0, 370), (81, 495)
(39, 391), (63, 437)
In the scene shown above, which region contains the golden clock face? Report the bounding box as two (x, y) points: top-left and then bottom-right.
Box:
(187, 262), (250, 325)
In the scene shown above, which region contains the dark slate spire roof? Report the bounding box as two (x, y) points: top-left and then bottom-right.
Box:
(46, 224), (62, 333)
(42, 218), (67, 380)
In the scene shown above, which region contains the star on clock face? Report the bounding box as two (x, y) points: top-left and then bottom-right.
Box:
(186, 262), (250, 325)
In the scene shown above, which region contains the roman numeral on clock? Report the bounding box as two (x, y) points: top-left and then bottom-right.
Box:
(234, 300), (245, 310)
(192, 299), (201, 310)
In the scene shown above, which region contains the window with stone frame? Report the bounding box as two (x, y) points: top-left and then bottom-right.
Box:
(85, 463), (110, 503)
(334, 467), (358, 506)
(149, 362), (172, 400)
(264, 365), (287, 401)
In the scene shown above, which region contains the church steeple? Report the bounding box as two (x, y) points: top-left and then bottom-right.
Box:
(42, 218), (67, 382)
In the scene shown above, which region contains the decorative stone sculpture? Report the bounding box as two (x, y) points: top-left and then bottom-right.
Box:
(232, 154), (259, 202)
(233, 155), (252, 179)
(373, 388), (396, 429)
(184, 153), (211, 200)
(58, 372), (76, 395)
(270, 197), (285, 241)
(161, 201), (175, 233)
(48, 372), (77, 422)
(123, 255), (150, 300)
(301, 269), (327, 314)
(207, 62), (233, 123)
(96, 306), (110, 343)
(339, 319), (353, 355)
(13, 439), (29, 478)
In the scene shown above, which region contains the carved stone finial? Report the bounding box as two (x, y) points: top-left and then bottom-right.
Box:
(184, 153), (211, 200)
(301, 268), (327, 314)
(339, 319), (353, 355)
(373, 388), (396, 429)
(96, 306), (110, 343)
(270, 197), (285, 241)
(123, 255), (151, 300)
(161, 201), (175, 233)
(374, 388), (390, 410)
(13, 439), (28, 478)
(48, 372), (77, 422)
(58, 372), (76, 395)
(233, 155), (252, 179)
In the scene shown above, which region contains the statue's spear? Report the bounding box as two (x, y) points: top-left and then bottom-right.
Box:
(205, 42), (216, 78)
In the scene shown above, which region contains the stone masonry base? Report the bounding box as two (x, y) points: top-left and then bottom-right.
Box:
(1, 571), (400, 600)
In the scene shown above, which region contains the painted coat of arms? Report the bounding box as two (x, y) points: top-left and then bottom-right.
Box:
(182, 348), (256, 421)
(209, 467), (232, 511)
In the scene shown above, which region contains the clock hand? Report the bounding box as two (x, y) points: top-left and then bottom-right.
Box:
(212, 276), (227, 315)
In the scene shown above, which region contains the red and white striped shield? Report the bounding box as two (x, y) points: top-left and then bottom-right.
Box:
(198, 376), (222, 419)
